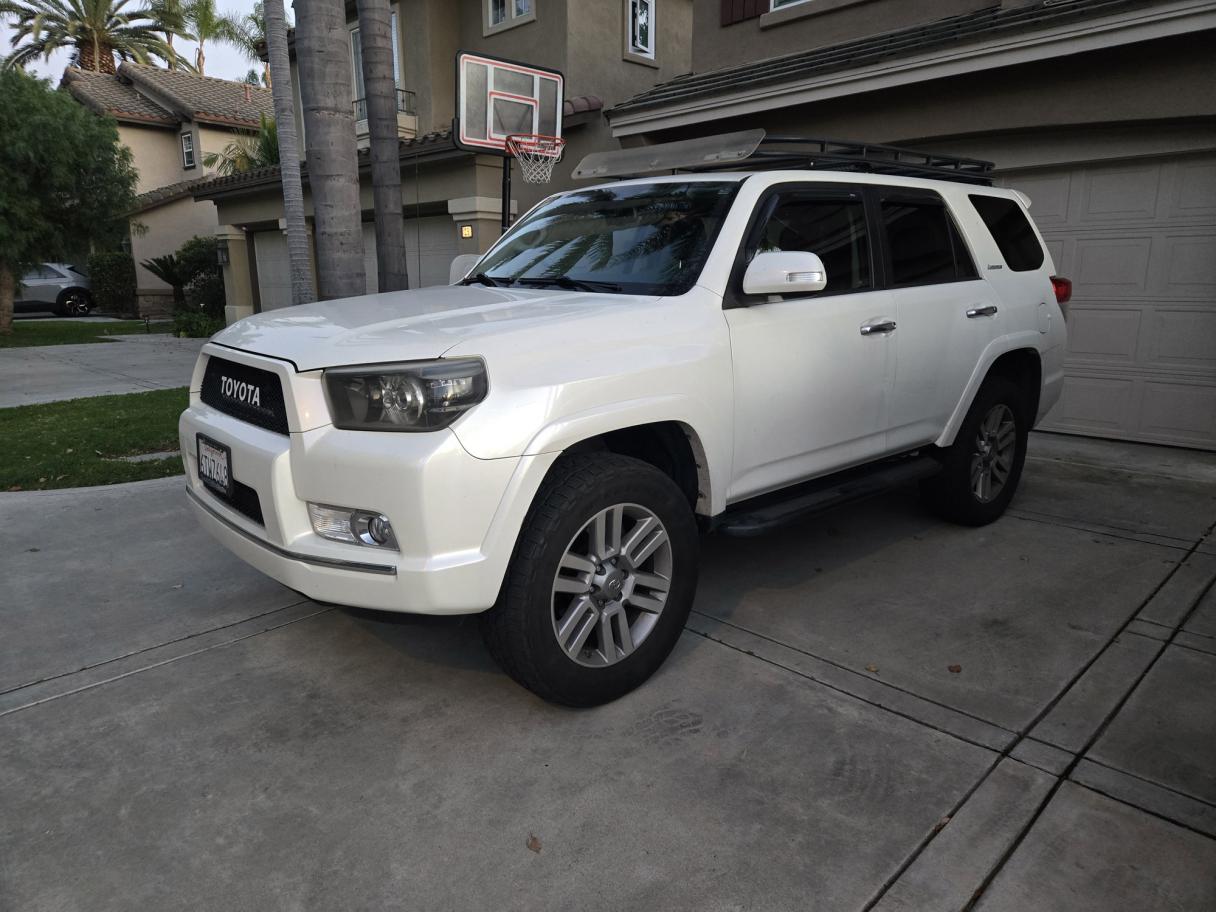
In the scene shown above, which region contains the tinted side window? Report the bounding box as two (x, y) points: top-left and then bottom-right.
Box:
(757, 197), (871, 294)
(881, 200), (970, 286)
(969, 194), (1045, 271)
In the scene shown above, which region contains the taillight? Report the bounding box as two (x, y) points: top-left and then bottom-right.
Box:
(1051, 276), (1072, 306)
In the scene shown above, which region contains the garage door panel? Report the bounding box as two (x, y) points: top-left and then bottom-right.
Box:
(1007, 153), (1215, 450)
(1079, 163), (1162, 224)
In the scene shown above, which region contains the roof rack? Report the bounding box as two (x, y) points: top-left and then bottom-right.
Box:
(571, 129), (995, 186)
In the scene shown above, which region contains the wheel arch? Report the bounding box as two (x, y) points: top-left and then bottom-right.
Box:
(937, 339), (1044, 448)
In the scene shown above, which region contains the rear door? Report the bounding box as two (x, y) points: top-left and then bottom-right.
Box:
(876, 189), (1002, 450)
(725, 185), (896, 501)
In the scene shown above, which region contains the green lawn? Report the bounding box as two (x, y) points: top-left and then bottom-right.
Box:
(1, 387), (188, 491)
(0, 319), (174, 348)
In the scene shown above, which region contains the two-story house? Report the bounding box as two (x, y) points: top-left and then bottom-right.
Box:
(604, 0), (1216, 451)
(63, 63), (275, 316)
(192, 0), (692, 315)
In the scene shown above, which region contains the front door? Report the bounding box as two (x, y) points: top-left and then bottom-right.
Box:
(726, 188), (895, 503)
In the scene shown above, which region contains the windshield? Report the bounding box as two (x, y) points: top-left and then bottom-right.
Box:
(471, 181), (739, 295)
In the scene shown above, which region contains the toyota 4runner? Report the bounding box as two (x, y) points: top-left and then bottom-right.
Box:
(180, 133), (1070, 706)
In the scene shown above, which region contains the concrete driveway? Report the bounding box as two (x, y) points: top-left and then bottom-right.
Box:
(1, 434), (1213, 911)
(0, 334), (204, 408)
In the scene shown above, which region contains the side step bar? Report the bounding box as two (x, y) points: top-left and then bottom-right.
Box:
(715, 455), (942, 538)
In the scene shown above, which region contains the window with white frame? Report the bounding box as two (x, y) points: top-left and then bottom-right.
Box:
(487, 0), (533, 31)
(180, 132), (195, 169)
(627, 0), (654, 58)
(771, 0), (810, 8)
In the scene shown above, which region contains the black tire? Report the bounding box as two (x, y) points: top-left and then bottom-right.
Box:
(481, 453), (699, 707)
(921, 376), (1029, 526)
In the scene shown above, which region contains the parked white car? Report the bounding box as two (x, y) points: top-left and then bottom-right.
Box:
(180, 135), (1069, 706)
(15, 263), (93, 316)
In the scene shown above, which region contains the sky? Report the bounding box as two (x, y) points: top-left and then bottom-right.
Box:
(1, 0), (263, 85)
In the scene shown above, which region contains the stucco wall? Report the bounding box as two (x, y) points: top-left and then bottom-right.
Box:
(119, 124), (185, 194)
(690, 0), (992, 73)
(130, 196), (221, 292)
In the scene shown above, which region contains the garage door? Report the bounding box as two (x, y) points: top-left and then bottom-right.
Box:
(1003, 154), (1216, 450)
(254, 216), (460, 310)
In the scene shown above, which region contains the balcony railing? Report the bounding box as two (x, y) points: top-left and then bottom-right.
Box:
(353, 88), (417, 122)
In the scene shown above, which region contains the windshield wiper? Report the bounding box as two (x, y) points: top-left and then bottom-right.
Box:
(515, 275), (623, 293)
(460, 272), (512, 287)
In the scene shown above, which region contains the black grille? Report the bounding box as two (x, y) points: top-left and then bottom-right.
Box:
(208, 477), (264, 525)
(201, 356), (289, 434)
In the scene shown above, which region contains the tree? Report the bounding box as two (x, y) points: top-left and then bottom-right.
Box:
(265, 0), (312, 304)
(146, 0), (189, 69)
(233, 1), (271, 87)
(202, 114), (278, 175)
(1, 0), (172, 73)
(183, 0), (242, 77)
(356, 0), (407, 291)
(0, 69), (138, 334)
(295, 0), (364, 300)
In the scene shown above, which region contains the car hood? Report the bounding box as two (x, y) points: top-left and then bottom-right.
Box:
(211, 285), (661, 371)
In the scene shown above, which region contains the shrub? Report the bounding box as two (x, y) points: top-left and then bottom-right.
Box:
(174, 236), (226, 321)
(87, 251), (138, 316)
(172, 310), (225, 338)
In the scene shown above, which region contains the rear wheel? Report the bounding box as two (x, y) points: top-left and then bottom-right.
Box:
(481, 454), (698, 706)
(57, 290), (92, 317)
(921, 377), (1028, 526)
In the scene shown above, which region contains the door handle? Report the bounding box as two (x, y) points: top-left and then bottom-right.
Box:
(860, 320), (897, 336)
(966, 305), (998, 318)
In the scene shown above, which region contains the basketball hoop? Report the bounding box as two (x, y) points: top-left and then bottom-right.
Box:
(507, 133), (566, 184)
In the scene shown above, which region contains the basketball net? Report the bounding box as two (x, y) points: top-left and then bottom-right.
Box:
(506, 133), (566, 184)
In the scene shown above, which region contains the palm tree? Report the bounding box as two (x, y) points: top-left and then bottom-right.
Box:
(263, 0), (312, 304)
(296, 0), (364, 300)
(182, 0), (242, 77)
(146, 0), (188, 69)
(356, 0), (406, 291)
(2, 0), (172, 73)
(202, 114), (277, 175)
(233, 1), (270, 87)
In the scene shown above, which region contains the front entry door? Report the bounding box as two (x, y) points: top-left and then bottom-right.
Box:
(726, 189), (895, 503)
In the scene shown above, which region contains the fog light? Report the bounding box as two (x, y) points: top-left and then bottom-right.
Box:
(308, 503), (398, 550)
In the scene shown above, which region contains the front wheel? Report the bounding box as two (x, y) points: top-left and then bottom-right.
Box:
(481, 454), (699, 706)
(921, 377), (1029, 526)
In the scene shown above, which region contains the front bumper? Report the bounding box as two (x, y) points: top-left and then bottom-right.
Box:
(180, 345), (557, 614)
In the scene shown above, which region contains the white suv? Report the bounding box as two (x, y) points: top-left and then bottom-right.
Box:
(180, 137), (1069, 706)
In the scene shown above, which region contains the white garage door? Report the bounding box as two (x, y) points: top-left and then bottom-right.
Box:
(1003, 154), (1216, 450)
(254, 216), (460, 310)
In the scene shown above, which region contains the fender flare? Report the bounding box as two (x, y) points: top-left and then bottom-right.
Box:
(935, 332), (1044, 448)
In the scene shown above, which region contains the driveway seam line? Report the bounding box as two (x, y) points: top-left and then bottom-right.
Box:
(0, 606), (334, 718)
(689, 610), (1018, 734)
(1067, 776), (1216, 841)
(1077, 756), (1216, 810)
(959, 519), (1216, 910)
(1007, 512), (1192, 551)
(0, 598), (315, 697)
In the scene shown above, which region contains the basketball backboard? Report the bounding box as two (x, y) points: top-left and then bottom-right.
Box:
(454, 51), (564, 155)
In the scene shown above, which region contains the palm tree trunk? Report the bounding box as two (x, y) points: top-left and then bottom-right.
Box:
(196, 41), (206, 76)
(356, 0), (407, 291)
(167, 33), (176, 69)
(0, 264), (14, 335)
(295, 0), (365, 300)
(265, 0), (313, 305)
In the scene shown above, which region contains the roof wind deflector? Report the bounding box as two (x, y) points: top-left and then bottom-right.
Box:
(573, 130), (997, 186)
(572, 129), (767, 179)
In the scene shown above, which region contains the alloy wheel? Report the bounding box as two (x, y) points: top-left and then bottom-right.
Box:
(970, 404), (1017, 503)
(551, 503), (673, 668)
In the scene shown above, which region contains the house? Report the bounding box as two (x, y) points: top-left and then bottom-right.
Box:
(192, 0), (693, 316)
(63, 63), (274, 315)
(603, 0), (1216, 450)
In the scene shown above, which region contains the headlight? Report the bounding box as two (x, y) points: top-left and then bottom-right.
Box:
(324, 358), (488, 431)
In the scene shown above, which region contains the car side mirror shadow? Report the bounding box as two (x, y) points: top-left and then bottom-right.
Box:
(742, 251), (828, 297)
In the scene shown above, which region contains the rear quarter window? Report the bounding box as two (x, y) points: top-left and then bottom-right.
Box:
(969, 195), (1045, 272)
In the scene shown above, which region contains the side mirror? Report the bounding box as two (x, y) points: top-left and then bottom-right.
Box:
(742, 251), (828, 296)
(449, 253), (483, 285)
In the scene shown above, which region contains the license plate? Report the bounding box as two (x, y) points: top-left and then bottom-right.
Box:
(197, 434), (232, 498)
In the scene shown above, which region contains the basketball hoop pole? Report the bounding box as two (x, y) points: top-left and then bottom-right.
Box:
(501, 154), (511, 234)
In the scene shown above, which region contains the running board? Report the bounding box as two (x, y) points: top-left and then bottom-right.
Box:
(715, 455), (942, 537)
